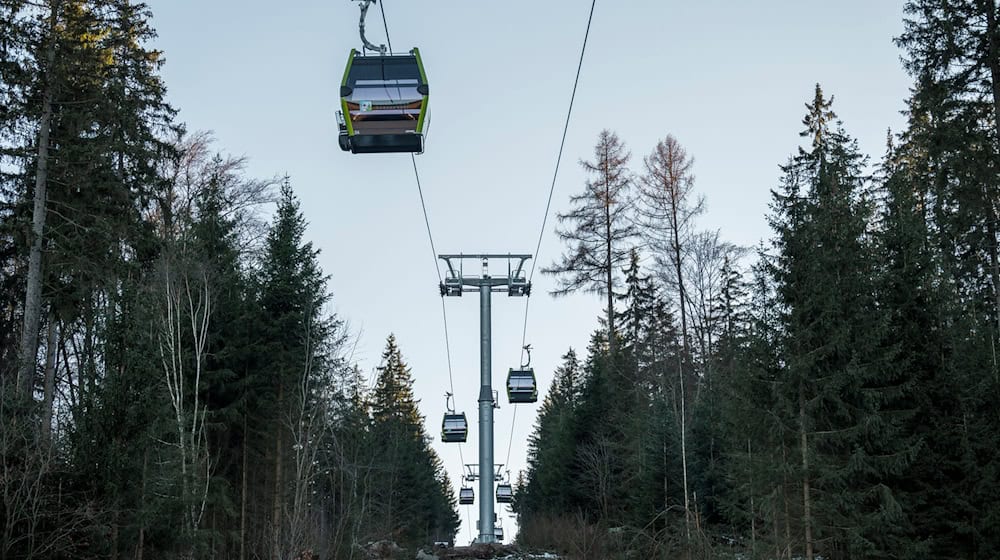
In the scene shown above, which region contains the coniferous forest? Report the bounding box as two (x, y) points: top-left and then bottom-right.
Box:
(1, 2), (457, 558)
(3, 1), (1000, 560)
(515, 2), (1000, 559)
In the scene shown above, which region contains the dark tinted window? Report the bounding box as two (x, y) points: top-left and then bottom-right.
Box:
(347, 54), (422, 85)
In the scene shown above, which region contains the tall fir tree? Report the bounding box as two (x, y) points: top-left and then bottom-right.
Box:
(870, 132), (971, 558)
(252, 180), (334, 556)
(896, 6), (1000, 553)
(517, 347), (582, 520)
(368, 334), (459, 547)
(765, 85), (913, 559)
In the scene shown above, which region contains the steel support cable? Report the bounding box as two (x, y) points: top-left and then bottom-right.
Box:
(402, 41), (470, 540)
(504, 404), (518, 469)
(506, 0), (599, 475)
(527, 0), (598, 282)
(411, 155), (460, 399)
(378, 0), (392, 53)
(519, 0), (598, 363)
(465, 504), (473, 542)
(378, 6), (468, 531)
(385, 10), (458, 399)
(379, 0), (599, 525)
(375, 6), (456, 401)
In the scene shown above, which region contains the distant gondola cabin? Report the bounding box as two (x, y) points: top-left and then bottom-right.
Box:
(496, 483), (513, 503)
(459, 487), (474, 505)
(338, 48), (429, 154)
(441, 412), (468, 443)
(506, 368), (538, 404)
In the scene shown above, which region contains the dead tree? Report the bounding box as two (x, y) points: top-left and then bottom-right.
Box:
(637, 135), (703, 547)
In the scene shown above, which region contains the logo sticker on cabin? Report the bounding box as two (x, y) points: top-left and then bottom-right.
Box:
(360, 101), (372, 112)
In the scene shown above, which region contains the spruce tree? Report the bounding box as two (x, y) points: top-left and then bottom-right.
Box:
(322, 366), (376, 555)
(518, 348), (582, 520)
(765, 85), (911, 559)
(868, 133), (969, 558)
(368, 334), (458, 547)
(896, 7), (1000, 552)
(22, 2), (179, 555)
(616, 248), (660, 374)
(0, 1), (34, 385)
(254, 180), (334, 556)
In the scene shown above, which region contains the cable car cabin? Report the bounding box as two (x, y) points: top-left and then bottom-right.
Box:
(440, 275), (462, 297)
(508, 275), (530, 297)
(441, 412), (468, 443)
(459, 487), (474, 505)
(506, 368), (538, 404)
(338, 48), (429, 154)
(496, 483), (513, 503)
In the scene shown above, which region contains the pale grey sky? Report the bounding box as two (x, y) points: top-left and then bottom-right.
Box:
(147, 0), (912, 542)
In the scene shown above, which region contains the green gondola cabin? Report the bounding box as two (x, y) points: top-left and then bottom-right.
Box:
(338, 48), (429, 154)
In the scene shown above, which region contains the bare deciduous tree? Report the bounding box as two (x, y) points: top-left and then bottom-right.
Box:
(1, 409), (93, 560)
(637, 135), (703, 548)
(544, 130), (637, 351)
(577, 435), (616, 522)
(156, 260), (214, 556)
(683, 230), (748, 374)
(278, 307), (332, 558)
(155, 130), (277, 250)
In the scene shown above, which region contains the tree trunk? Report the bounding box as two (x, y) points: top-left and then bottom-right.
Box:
(604, 163), (615, 353)
(273, 385), (284, 558)
(748, 439), (756, 556)
(986, 215), (1000, 354)
(781, 444), (792, 559)
(137, 448), (148, 560)
(986, 0), (1000, 163)
(799, 383), (814, 560)
(84, 298), (96, 411)
(111, 522), (119, 560)
(670, 191), (691, 379)
(679, 355), (691, 548)
(670, 184), (693, 550)
(773, 491), (781, 560)
(984, 1), (1000, 338)
(17, 2), (60, 399)
(241, 411), (247, 560)
(41, 312), (57, 444)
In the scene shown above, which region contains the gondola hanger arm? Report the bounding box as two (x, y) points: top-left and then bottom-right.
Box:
(355, 0), (387, 54)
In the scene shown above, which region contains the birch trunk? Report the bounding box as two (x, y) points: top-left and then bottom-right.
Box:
(671, 192), (693, 549)
(158, 265), (213, 554)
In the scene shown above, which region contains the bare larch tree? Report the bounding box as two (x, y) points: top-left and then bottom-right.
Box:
(543, 129), (637, 351)
(637, 134), (704, 547)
